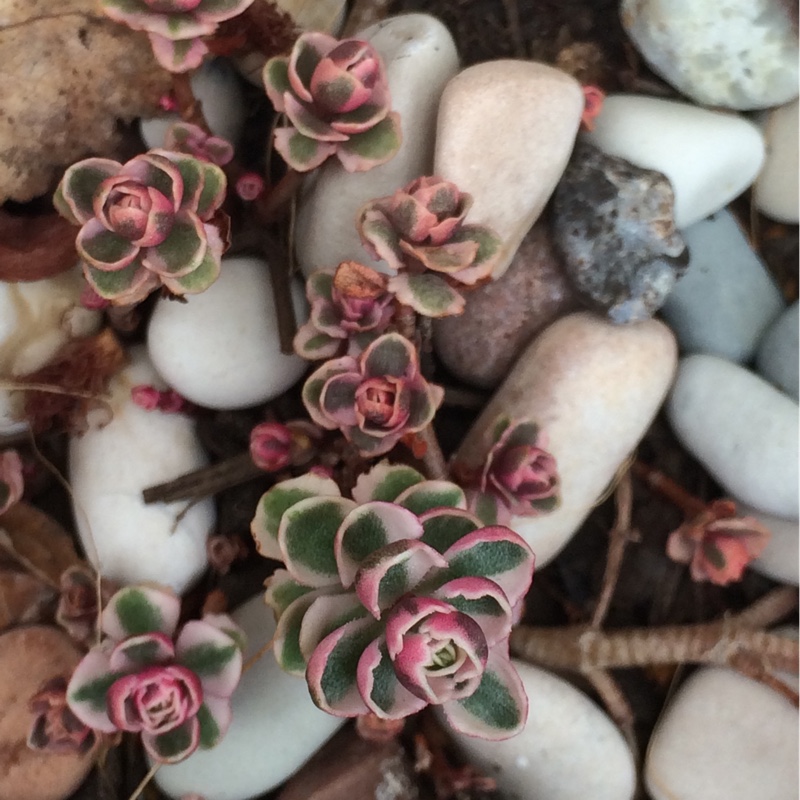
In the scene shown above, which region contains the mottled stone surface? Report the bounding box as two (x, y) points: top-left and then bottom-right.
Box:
(433, 221), (578, 388)
(552, 141), (687, 323)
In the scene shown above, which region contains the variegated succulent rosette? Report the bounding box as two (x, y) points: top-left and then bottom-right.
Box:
(251, 462), (534, 740)
(67, 585), (245, 764)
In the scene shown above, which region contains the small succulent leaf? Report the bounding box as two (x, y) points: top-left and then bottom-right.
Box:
(195, 162), (227, 220)
(294, 324), (342, 360)
(274, 127), (338, 172)
(490, 415), (512, 445)
(108, 631), (175, 672)
(330, 102), (388, 135)
(336, 113), (402, 172)
(251, 474), (342, 560)
(419, 507), (482, 553)
(443, 527), (535, 608)
(143, 717), (200, 764)
(273, 589), (330, 675)
(357, 208), (404, 271)
(395, 481), (467, 516)
(431, 577), (513, 647)
(153, 149), (203, 210)
(288, 32), (337, 101)
(354, 539), (448, 618)
(283, 94), (349, 142)
(345, 425), (400, 458)
(319, 373), (361, 427)
(196, 695), (232, 750)
(335, 500), (424, 588)
(361, 333), (415, 380)
(352, 461), (425, 504)
(302, 356), (360, 429)
(298, 592), (366, 662)
(76, 220), (139, 271)
(199, 614), (248, 653)
(388, 272), (465, 317)
(279, 496), (357, 587)
(57, 158), (122, 224)
(306, 616), (380, 716)
(83, 260), (157, 303)
(406, 381), (444, 430)
(176, 620), (243, 698)
(159, 241), (222, 295)
(357, 637), (427, 719)
(102, 585), (181, 640)
(306, 269), (335, 302)
(467, 489), (504, 527)
(66, 645), (119, 733)
(198, 0), (257, 24)
(263, 57), (290, 112)
(441, 648), (527, 740)
(265, 569), (315, 617)
(141, 211), (207, 278)
(453, 224), (503, 273)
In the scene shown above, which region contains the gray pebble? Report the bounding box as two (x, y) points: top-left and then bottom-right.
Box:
(552, 141), (687, 324)
(757, 302), (799, 400)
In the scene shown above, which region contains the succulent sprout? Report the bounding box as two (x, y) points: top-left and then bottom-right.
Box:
(249, 420), (321, 472)
(263, 33), (402, 172)
(54, 150), (228, 305)
(164, 122), (234, 166)
(0, 449), (24, 515)
(131, 385), (192, 413)
(67, 585), (245, 764)
(28, 677), (96, 756)
(464, 417), (560, 526)
(357, 176), (503, 317)
(294, 261), (395, 360)
(101, 0), (255, 73)
(666, 499), (771, 585)
(302, 333), (443, 457)
(581, 85), (606, 131)
(251, 462), (533, 739)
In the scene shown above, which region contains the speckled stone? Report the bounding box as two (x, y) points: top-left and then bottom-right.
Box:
(621, 0), (799, 110)
(552, 141), (687, 323)
(433, 221), (578, 388)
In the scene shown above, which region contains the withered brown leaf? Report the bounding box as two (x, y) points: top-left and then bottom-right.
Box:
(0, 209), (78, 282)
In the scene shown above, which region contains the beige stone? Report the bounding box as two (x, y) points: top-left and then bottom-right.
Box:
(453, 312), (677, 567)
(434, 61), (584, 279)
(755, 99), (799, 224)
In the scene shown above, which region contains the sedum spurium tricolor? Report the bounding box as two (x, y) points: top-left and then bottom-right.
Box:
(251, 462), (534, 740)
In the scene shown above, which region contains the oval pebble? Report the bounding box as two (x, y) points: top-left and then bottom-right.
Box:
(453, 312), (677, 567)
(667, 354), (799, 519)
(443, 661), (635, 800)
(585, 94), (765, 228)
(147, 257), (308, 410)
(154, 595), (344, 800)
(756, 301), (799, 401)
(69, 349), (214, 593)
(739, 503), (799, 585)
(755, 99), (799, 224)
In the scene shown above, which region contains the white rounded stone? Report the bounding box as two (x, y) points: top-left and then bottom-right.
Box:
(147, 257), (308, 410)
(755, 100), (799, 224)
(454, 312), (677, 567)
(756, 301), (799, 401)
(140, 59), (245, 150)
(0, 267), (101, 434)
(667, 354), (799, 519)
(645, 667), (799, 800)
(621, 0), (799, 110)
(68, 349), (213, 593)
(444, 661), (636, 800)
(295, 14), (459, 277)
(585, 94), (765, 228)
(740, 503), (799, 585)
(155, 595), (344, 800)
(435, 60), (584, 278)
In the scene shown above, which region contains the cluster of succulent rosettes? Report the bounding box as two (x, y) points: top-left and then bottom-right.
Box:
(102, 0), (254, 73)
(460, 417), (560, 527)
(357, 176), (503, 318)
(666, 499), (771, 586)
(54, 150), (228, 305)
(263, 32), (402, 173)
(0, 448), (24, 515)
(302, 332), (443, 457)
(249, 420), (322, 472)
(164, 122), (234, 166)
(294, 261), (395, 360)
(251, 462), (534, 739)
(67, 585), (245, 764)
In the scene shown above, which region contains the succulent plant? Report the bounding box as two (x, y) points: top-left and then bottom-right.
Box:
(67, 585), (245, 763)
(102, 0), (255, 73)
(302, 333), (443, 457)
(0, 449), (24, 515)
(461, 417), (560, 526)
(164, 122), (234, 166)
(263, 33), (402, 172)
(249, 420), (321, 472)
(54, 150), (228, 305)
(28, 677), (96, 756)
(357, 176), (503, 317)
(251, 462), (533, 739)
(294, 261), (395, 360)
(666, 499), (771, 585)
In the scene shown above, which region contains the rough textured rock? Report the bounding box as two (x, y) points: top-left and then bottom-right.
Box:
(552, 141), (687, 323)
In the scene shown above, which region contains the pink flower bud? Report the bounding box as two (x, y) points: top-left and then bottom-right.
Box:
(131, 385), (190, 413)
(0, 449), (24, 515)
(159, 93), (178, 112)
(130, 385), (161, 411)
(581, 85), (605, 131)
(249, 422), (293, 472)
(235, 172), (265, 201)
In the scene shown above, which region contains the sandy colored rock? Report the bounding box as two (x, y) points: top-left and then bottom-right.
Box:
(0, 0), (170, 203)
(0, 626), (95, 800)
(434, 61), (584, 279)
(755, 99), (800, 224)
(433, 221), (578, 388)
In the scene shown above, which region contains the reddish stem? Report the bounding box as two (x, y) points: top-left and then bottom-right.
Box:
(631, 460), (706, 517)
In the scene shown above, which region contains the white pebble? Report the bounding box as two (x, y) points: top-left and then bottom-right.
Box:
(740, 503), (798, 585)
(755, 99), (800, 223)
(756, 302), (799, 401)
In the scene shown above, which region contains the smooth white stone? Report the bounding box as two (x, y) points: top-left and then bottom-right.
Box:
(755, 100), (799, 223)
(667, 354), (799, 519)
(155, 595), (344, 800)
(645, 667), (799, 800)
(435, 61), (584, 278)
(739, 503), (799, 585)
(68, 349), (213, 593)
(661, 210), (784, 362)
(454, 312), (677, 567)
(757, 302), (799, 401)
(140, 59), (245, 150)
(295, 14), (459, 277)
(585, 95), (765, 228)
(621, 0), (799, 110)
(445, 661), (635, 800)
(0, 267), (101, 434)
(147, 257), (308, 410)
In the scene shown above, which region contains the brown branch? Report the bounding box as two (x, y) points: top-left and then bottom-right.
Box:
(631, 460), (706, 517)
(260, 231), (299, 353)
(417, 425), (448, 482)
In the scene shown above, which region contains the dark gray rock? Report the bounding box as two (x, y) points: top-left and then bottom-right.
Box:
(552, 140), (688, 323)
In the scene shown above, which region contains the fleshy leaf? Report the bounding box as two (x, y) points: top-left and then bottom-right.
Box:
(352, 461), (425, 504)
(274, 128), (338, 172)
(273, 588), (331, 675)
(298, 592), (366, 662)
(66, 645), (119, 733)
(175, 620), (243, 698)
(196, 695), (231, 750)
(388, 272), (465, 317)
(265, 569), (316, 616)
(57, 158), (121, 225)
(294, 324), (342, 360)
(336, 113), (402, 172)
(109, 631), (175, 672)
(361, 332), (415, 380)
(77, 220), (139, 271)
(419, 507), (482, 553)
(143, 717), (200, 764)
(102, 585), (181, 641)
(357, 637), (426, 719)
(159, 242), (221, 295)
(302, 356), (359, 429)
(263, 57), (290, 111)
(432, 577), (513, 647)
(395, 481), (467, 516)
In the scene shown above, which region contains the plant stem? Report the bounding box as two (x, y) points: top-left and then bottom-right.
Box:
(127, 763), (160, 800)
(631, 460), (706, 517)
(260, 230), (298, 353)
(171, 73), (211, 133)
(417, 425), (448, 481)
